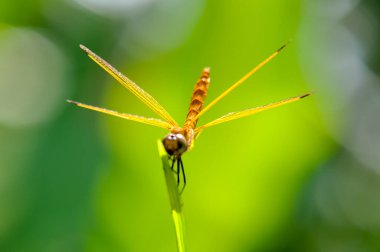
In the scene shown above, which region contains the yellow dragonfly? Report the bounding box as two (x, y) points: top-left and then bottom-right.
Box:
(68, 44), (310, 188)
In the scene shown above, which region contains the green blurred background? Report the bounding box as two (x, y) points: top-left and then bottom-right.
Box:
(1, 0), (380, 251)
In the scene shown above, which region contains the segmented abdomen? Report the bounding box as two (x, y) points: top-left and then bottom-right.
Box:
(183, 67), (210, 130)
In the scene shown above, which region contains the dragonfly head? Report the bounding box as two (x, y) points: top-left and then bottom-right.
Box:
(162, 133), (188, 156)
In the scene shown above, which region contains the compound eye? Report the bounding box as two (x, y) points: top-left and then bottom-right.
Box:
(162, 133), (188, 156)
(175, 134), (187, 154)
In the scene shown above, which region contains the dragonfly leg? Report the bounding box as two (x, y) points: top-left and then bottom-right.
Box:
(177, 158), (181, 185)
(170, 155), (186, 193)
(179, 158), (186, 186)
(179, 158), (186, 195)
(170, 156), (179, 175)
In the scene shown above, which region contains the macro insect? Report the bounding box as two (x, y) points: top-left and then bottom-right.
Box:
(68, 44), (310, 189)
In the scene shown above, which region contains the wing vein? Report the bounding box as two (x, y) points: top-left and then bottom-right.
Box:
(191, 43), (289, 123)
(80, 45), (178, 127)
(67, 100), (173, 130)
(195, 93), (311, 133)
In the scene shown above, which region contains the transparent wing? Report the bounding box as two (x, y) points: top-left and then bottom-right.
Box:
(67, 100), (173, 130)
(80, 45), (179, 127)
(191, 42), (289, 123)
(195, 93), (310, 134)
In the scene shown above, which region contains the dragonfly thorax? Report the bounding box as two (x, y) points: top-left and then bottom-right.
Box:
(162, 133), (188, 156)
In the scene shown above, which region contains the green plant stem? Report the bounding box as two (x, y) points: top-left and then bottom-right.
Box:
(157, 140), (186, 252)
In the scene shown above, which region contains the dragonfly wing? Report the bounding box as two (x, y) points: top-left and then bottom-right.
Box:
(80, 45), (179, 127)
(195, 93), (311, 134)
(67, 100), (173, 130)
(191, 42), (290, 123)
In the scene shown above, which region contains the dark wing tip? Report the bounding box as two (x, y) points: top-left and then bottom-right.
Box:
(300, 92), (313, 99)
(277, 40), (292, 53)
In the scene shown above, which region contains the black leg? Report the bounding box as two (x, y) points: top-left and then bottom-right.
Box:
(179, 158), (186, 194)
(180, 158), (186, 186)
(170, 156), (176, 172)
(177, 157), (181, 185)
(170, 156), (181, 176)
(169, 156), (186, 193)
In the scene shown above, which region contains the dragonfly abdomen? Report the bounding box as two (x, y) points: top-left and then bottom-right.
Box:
(183, 67), (210, 130)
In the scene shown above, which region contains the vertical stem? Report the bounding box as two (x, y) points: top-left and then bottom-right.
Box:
(157, 140), (186, 252)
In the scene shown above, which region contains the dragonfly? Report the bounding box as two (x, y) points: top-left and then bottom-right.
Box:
(68, 44), (310, 189)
